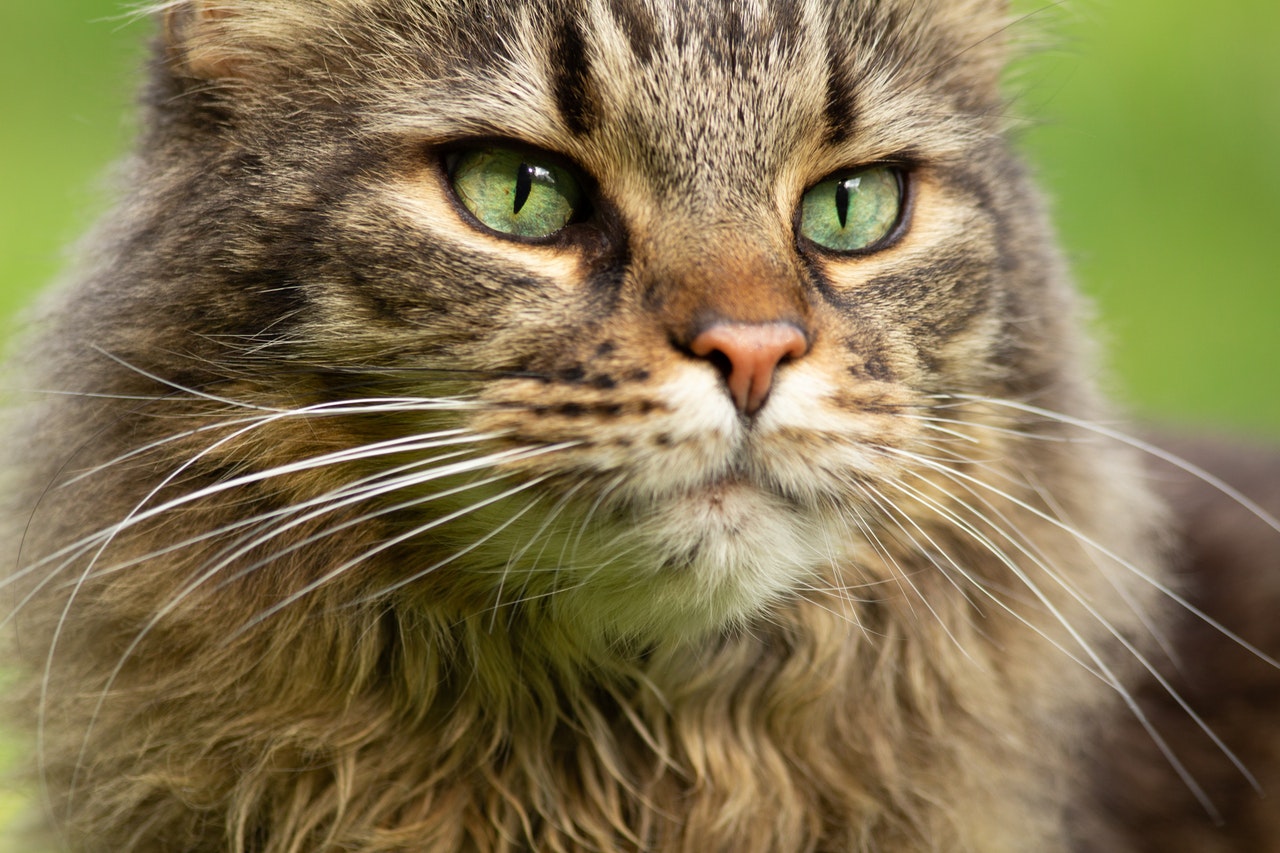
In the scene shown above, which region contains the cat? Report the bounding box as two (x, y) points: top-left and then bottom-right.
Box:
(2, 0), (1277, 851)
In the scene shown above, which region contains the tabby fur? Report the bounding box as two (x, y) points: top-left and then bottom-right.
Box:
(3, 1), (1274, 851)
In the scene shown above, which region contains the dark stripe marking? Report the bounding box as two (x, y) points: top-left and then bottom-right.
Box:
(823, 37), (858, 145)
(607, 0), (660, 64)
(551, 14), (598, 136)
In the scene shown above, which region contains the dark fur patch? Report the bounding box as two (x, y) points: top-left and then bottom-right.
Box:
(1077, 439), (1280, 851)
(607, 0), (660, 64)
(853, 354), (893, 383)
(822, 39), (858, 145)
(550, 13), (599, 136)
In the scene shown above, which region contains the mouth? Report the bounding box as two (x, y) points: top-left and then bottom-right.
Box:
(661, 475), (786, 541)
(688, 471), (751, 502)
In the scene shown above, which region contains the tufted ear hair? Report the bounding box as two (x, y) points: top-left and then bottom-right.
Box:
(158, 0), (379, 83)
(159, 0), (320, 81)
(159, 1), (246, 79)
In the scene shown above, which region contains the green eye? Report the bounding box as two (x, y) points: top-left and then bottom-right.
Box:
(448, 147), (583, 239)
(799, 166), (904, 253)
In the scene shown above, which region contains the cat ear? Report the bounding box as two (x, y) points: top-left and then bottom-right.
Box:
(160, 1), (254, 80)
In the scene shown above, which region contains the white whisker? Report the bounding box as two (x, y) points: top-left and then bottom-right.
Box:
(886, 442), (1280, 672)
(836, 479), (975, 656)
(346, 473), (563, 608)
(61, 443), (583, 807)
(948, 394), (1280, 536)
(881, 443), (1266, 813)
(486, 478), (593, 627)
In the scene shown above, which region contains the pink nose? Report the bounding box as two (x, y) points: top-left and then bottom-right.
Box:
(689, 322), (809, 415)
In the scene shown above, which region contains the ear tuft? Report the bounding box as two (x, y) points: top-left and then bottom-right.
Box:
(161, 1), (251, 80)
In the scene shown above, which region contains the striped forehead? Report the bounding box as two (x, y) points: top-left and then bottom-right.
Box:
(529, 0), (838, 201)
(558, 0), (823, 130)
(374, 0), (994, 203)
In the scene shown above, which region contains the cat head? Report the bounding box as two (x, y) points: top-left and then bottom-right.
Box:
(46, 0), (1097, 644)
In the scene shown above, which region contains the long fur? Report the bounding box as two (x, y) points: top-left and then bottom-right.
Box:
(3, 1), (1275, 851)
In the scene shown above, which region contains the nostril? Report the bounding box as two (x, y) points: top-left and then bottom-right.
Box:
(699, 347), (735, 384)
(688, 322), (809, 415)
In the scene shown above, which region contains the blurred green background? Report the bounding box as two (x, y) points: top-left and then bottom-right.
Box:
(1, 0), (1279, 438)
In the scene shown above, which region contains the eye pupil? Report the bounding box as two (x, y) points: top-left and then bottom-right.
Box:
(834, 178), (851, 229)
(513, 163), (533, 215)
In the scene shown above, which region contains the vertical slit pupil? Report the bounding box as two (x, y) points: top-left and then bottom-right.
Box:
(834, 179), (850, 229)
(513, 163), (534, 215)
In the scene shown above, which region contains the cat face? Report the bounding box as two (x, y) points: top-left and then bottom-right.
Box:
(44, 0), (1084, 643)
(10, 6), (1191, 849)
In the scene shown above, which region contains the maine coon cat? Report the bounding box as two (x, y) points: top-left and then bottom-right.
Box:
(3, 0), (1278, 850)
